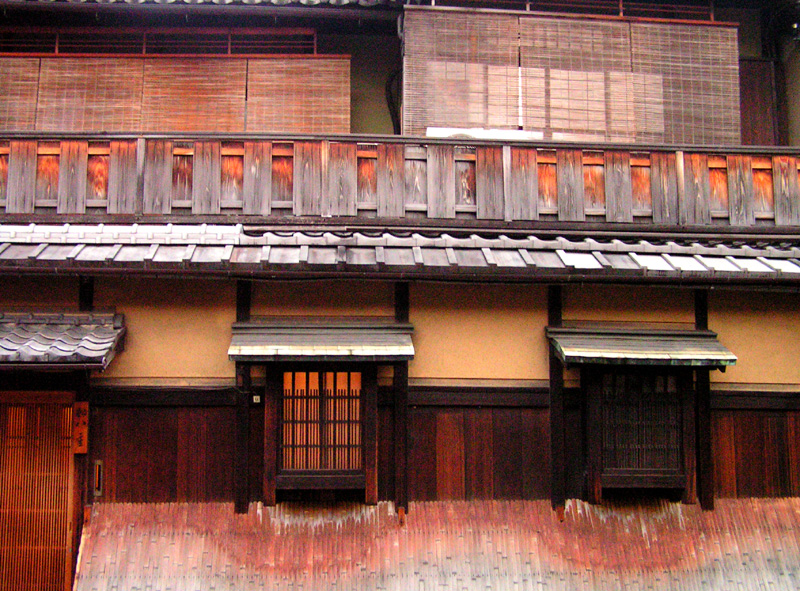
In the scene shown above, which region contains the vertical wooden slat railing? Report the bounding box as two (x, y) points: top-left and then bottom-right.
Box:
(2, 135), (800, 229)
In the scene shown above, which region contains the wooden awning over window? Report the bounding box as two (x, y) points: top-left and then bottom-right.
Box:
(546, 327), (736, 368)
(228, 319), (414, 362)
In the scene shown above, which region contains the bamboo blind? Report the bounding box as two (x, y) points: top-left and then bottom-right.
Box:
(0, 402), (74, 591)
(601, 372), (681, 473)
(141, 59), (247, 133)
(0, 58), (39, 131)
(246, 58), (350, 133)
(403, 10), (740, 145)
(281, 372), (362, 473)
(36, 58), (144, 132)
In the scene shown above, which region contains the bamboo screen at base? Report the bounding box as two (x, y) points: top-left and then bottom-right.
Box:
(281, 371), (363, 473)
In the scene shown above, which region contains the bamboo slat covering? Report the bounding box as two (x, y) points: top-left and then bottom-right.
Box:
(36, 59), (144, 132)
(0, 58), (39, 132)
(141, 59), (247, 133)
(246, 58), (350, 134)
(0, 401), (74, 591)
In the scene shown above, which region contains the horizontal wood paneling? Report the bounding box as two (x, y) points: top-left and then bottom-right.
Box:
(91, 405), (236, 502)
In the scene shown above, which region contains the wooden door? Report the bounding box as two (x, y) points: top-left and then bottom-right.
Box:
(0, 394), (75, 591)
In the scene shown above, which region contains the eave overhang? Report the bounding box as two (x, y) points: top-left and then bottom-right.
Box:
(0, 312), (126, 370)
(229, 318), (414, 362)
(1, 223), (800, 285)
(546, 327), (737, 368)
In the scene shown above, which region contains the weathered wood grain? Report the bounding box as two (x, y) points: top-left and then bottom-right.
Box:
(57, 141), (88, 214)
(681, 152), (711, 225)
(377, 143), (405, 218)
(324, 142), (357, 217)
(464, 410), (494, 499)
(192, 142), (221, 215)
(773, 156), (800, 226)
(604, 151), (633, 222)
(243, 141), (272, 216)
(426, 144), (456, 219)
(404, 158), (427, 208)
(6, 140), (37, 213)
(506, 146), (538, 221)
(476, 146), (504, 220)
(108, 141), (138, 214)
(651, 151), (679, 224)
(143, 140), (173, 215)
(557, 149), (585, 221)
(727, 155), (755, 226)
(293, 141), (325, 216)
(436, 411), (465, 500)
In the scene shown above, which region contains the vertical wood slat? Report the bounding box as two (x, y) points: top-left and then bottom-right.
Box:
(143, 140), (173, 214)
(57, 141), (88, 214)
(506, 146), (538, 221)
(364, 366), (378, 505)
(476, 146), (504, 220)
(604, 151), (633, 223)
(463, 409), (493, 499)
(293, 141), (326, 216)
(324, 142), (357, 217)
(773, 156), (800, 226)
(585, 369), (603, 504)
(681, 153), (711, 225)
(7, 140), (37, 213)
(726, 155), (755, 226)
(108, 141), (139, 215)
(243, 141), (272, 216)
(427, 144), (456, 219)
(263, 368), (279, 506)
(651, 151), (679, 224)
(435, 410), (465, 500)
(682, 370), (699, 505)
(192, 141), (221, 215)
(377, 143), (405, 218)
(557, 149), (585, 221)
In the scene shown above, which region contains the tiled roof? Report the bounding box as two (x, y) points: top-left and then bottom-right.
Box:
(0, 312), (125, 368)
(1, 223), (800, 284)
(74, 498), (800, 591)
(229, 318), (414, 361)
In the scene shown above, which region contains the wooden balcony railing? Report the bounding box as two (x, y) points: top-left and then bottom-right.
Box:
(0, 135), (798, 230)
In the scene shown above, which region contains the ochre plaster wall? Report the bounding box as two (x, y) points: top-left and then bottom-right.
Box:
(563, 285), (694, 324)
(0, 276), (77, 309)
(709, 290), (800, 387)
(409, 283), (548, 380)
(95, 278), (235, 380)
(252, 280), (393, 317)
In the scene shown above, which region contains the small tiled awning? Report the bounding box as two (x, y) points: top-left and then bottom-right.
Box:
(229, 319), (414, 362)
(546, 327), (737, 368)
(0, 312), (126, 369)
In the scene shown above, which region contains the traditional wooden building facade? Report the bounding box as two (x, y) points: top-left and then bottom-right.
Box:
(0, 0), (798, 589)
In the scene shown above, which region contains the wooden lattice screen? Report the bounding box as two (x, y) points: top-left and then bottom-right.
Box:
(280, 371), (362, 472)
(0, 398), (74, 591)
(601, 371), (682, 474)
(403, 9), (740, 145)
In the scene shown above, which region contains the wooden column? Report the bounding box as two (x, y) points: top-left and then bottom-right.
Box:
(584, 368), (602, 504)
(234, 280), (252, 514)
(548, 285), (565, 511)
(695, 287), (714, 509)
(364, 365), (379, 505)
(394, 282), (410, 513)
(263, 365), (279, 506)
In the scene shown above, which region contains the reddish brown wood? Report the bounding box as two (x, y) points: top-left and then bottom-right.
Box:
(476, 146), (504, 220)
(435, 410), (465, 500)
(6, 140), (37, 213)
(243, 141), (272, 215)
(57, 141), (88, 214)
(463, 409), (493, 499)
(377, 143), (404, 218)
(408, 408), (437, 501)
(192, 141), (221, 215)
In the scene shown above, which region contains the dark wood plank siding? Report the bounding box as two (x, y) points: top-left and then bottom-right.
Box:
(426, 144), (456, 219)
(604, 151), (633, 223)
(377, 143), (405, 218)
(726, 155), (755, 226)
(108, 141), (139, 215)
(142, 140), (173, 215)
(56, 141), (88, 214)
(773, 156), (800, 226)
(650, 151), (679, 224)
(557, 149), (585, 221)
(712, 410), (800, 498)
(6, 140), (37, 214)
(681, 153), (711, 225)
(192, 141), (221, 215)
(243, 141), (272, 216)
(91, 406), (236, 502)
(476, 146), (504, 220)
(740, 59), (777, 147)
(507, 147), (538, 221)
(408, 404), (549, 502)
(324, 142), (357, 217)
(293, 141), (325, 216)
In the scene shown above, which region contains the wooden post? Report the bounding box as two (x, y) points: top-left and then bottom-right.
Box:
(263, 366), (279, 506)
(234, 280), (253, 513)
(364, 365), (379, 505)
(394, 282), (410, 513)
(695, 288), (714, 509)
(584, 368), (602, 504)
(548, 285), (565, 512)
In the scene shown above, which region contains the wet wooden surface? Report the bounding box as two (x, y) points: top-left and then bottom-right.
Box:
(75, 498), (800, 591)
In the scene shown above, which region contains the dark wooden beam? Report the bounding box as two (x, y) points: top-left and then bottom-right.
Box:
(263, 365), (279, 506)
(234, 364), (251, 514)
(393, 361), (409, 513)
(364, 365), (379, 505)
(236, 279), (252, 323)
(78, 276), (94, 312)
(694, 288), (708, 330)
(696, 368), (714, 510)
(395, 282), (410, 323)
(89, 387), (237, 407)
(584, 368), (602, 504)
(548, 285), (565, 512)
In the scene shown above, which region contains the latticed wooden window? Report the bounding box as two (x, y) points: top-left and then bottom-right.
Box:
(280, 371), (362, 473)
